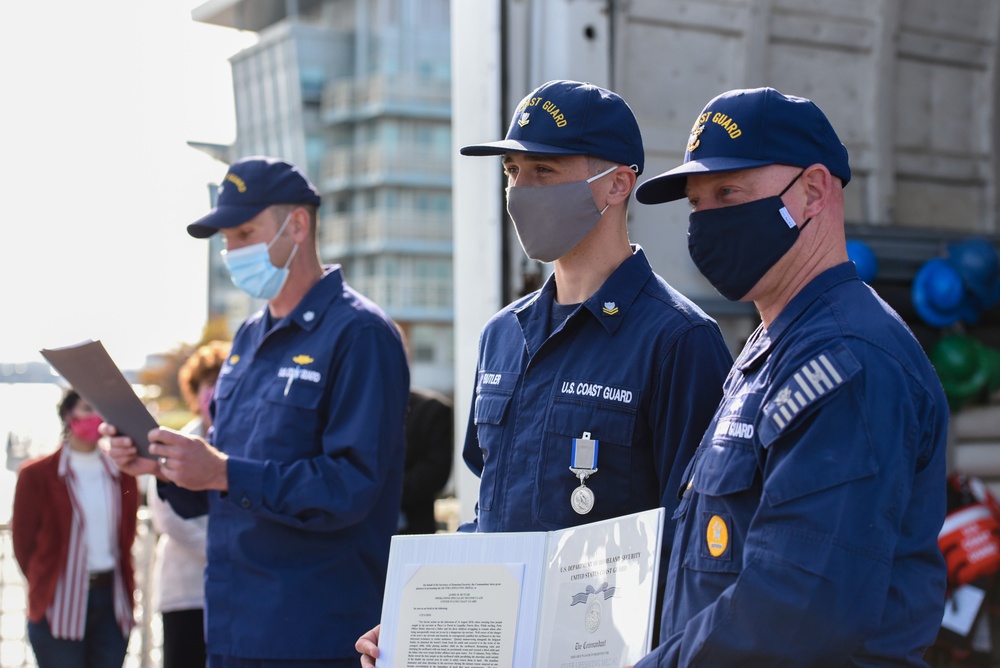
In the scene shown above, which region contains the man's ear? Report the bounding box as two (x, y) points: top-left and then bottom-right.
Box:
(289, 206), (311, 243)
(606, 166), (638, 207)
(799, 164), (833, 222)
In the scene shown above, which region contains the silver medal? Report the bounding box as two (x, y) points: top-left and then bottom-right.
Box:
(570, 431), (599, 515)
(571, 484), (595, 514)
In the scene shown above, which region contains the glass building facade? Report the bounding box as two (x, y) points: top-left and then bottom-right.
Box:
(195, 0), (454, 393)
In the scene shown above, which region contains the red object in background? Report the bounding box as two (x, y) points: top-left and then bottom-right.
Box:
(941, 473), (1000, 589)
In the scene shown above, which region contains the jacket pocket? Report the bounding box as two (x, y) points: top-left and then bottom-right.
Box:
(537, 397), (638, 525)
(683, 442), (759, 574)
(473, 391), (514, 512)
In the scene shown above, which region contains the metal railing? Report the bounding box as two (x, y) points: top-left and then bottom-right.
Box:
(0, 509), (161, 668)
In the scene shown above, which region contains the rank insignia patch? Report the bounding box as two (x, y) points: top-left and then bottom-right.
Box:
(764, 352), (849, 432)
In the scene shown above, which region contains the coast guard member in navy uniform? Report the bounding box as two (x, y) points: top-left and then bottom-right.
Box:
(358, 80), (733, 667)
(108, 157), (409, 668)
(456, 80), (731, 538)
(632, 88), (948, 666)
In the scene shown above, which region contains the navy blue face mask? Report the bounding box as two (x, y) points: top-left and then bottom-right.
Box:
(687, 171), (811, 301)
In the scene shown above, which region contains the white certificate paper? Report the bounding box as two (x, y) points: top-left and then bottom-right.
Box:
(394, 564), (521, 667)
(376, 508), (664, 668)
(536, 512), (662, 667)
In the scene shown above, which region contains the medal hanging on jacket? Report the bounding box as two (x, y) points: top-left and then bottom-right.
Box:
(570, 431), (599, 514)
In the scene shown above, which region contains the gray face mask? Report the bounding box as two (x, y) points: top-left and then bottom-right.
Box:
(505, 165), (616, 262)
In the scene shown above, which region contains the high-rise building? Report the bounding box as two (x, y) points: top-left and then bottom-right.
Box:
(193, 0), (454, 393)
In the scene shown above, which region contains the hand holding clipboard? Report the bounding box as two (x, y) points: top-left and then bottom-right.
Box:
(40, 340), (159, 460)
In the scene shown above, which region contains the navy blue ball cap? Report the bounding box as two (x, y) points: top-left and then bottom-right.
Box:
(187, 156), (322, 238)
(460, 80), (645, 174)
(635, 87), (851, 204)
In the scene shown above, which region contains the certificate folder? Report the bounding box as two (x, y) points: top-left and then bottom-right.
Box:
(40, 339), (159, 459)
(377, 507), (664, 668)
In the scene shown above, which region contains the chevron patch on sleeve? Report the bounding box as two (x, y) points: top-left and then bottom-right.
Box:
(762, 350), (853, 435)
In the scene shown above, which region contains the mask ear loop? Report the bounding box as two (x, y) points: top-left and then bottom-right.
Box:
(266, 211), (294, 250)
(779, 169), (813, 231)
(588, 165), (620, 216)
(281, 244), (299, 270)
(267, 211), (300, 269)
(586, 165), (618, 184)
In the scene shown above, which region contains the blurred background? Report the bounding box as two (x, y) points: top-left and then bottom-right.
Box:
(3, 0), (1000, 665)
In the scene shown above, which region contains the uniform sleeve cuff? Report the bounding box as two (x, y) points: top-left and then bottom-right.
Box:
(224, 456), (264, 511)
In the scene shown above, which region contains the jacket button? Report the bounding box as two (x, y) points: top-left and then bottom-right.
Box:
(241, 496), (251, 508)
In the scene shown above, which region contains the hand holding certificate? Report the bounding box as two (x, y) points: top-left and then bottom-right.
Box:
(40, 339), (159, 459)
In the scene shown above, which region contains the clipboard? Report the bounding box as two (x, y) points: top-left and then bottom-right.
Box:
(40, 339), (159, 459)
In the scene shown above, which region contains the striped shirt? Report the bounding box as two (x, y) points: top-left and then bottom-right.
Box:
(49, 446), (133, 639)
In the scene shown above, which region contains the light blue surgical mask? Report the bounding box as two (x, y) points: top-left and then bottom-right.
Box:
(221, 212), (299, 300)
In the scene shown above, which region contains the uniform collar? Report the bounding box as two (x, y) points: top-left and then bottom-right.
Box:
(581, 245), (654, 335)
(515, 245), (653, 343)
(738, 261), (860, 373)
(249, 265), (344, 335)
(288, 265), (344, 331)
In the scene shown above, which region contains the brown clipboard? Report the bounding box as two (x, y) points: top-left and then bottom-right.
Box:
(40, 340), (159, 459)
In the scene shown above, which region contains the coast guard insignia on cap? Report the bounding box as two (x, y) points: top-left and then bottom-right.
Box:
(687, 118), (706, 152)
(602, 301), (619, 315)
(517, 112), (530, 127)
(224, 172), (247, 193)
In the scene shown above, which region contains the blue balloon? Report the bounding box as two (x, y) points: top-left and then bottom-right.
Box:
(947, 238), (1000, 307)
(912, 259), (979, 328)
(846, 240), (878, 283)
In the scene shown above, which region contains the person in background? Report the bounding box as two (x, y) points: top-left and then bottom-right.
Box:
(358, 79), (733, 667)
(107, 156), (409, 668)
(12, 388), (138, 668)
(399, 386), (453, 534)
(631, 87), (949, 666)
(147, 340), (230, 668)
(394, 324), (453, 535)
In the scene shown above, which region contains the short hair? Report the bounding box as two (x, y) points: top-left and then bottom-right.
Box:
(271, 203), (318, 236)
(57, 388), (82, 438)
(57, 388), (81, 423)
(178, 340), (231, 412)
(587, 156), (618, 175)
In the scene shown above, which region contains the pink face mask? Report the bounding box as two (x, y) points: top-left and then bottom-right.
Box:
(69, 414), (104, 444)
(198, 387), (214, 422)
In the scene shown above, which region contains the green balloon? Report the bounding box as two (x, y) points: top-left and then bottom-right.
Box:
(930, 335), (992, 409)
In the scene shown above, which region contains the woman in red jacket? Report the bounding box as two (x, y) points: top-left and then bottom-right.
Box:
(12, 388), (138, 668)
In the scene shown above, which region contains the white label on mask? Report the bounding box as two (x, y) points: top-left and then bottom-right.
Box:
(778, 207), (797, 229)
